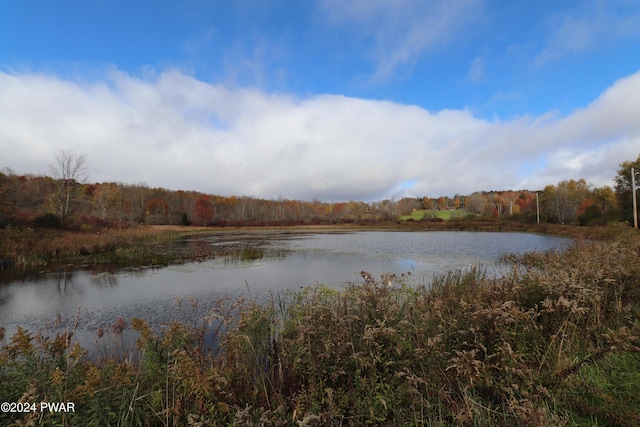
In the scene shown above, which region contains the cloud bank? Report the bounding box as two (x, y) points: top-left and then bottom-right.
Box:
(1, 69), (639, 201)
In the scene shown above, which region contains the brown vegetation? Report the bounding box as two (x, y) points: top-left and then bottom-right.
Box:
(1, 229), (639, 425)
(0, 225), (187, 272)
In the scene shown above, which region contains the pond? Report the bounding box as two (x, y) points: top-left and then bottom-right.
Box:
(0, 230), (570, 350)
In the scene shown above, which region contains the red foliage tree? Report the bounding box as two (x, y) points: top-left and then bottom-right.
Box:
(194, 194), (213, 226)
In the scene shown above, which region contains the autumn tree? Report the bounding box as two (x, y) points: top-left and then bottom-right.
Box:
(420, 197), (433, 210)
(111, 183), (148, 223)
(170, 190), (197, 225)
(397, 197), (419, 215)
(194, 194), (214, 226)
(489, 192), (505, 216)
(9, 175), (50, 215)
(0, 168), (16, 225)
(466, 192), (489, 215)
(145, 195), (170, 224)
(92, 183), (122, 221)
(515, 191), (535, 213)
(453, 196), (461, 210)
(592, 186), (619, 218)
(436, 196), (448, 210)
(542, 179), (591, 224)
(49, 149), (88, 223)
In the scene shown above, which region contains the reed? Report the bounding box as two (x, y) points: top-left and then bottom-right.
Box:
(1, 232), (639, 425)
(0, 226), (184, 271)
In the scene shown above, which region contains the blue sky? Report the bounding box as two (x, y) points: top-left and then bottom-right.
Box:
(1, 0), (640, 201)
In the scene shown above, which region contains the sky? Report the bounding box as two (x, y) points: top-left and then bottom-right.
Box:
(1, 0), (640, 202)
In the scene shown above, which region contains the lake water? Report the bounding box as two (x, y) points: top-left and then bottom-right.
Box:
(0, 231), (570, 350)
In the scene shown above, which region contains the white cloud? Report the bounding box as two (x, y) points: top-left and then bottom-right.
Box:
(535, 1), (640, 66)
(468, 56), (486, 82)
(1, 68), (639, 200)
(318, 0), (484, 82)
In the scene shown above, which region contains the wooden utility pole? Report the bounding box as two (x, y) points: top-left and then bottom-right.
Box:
(632, 167), (638, 230)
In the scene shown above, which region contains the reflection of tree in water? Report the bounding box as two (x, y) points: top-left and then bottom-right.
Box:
(90, 272), (119, 288)
(0, 292), (11, 310)
(50, 270), (86, 301)
(120, 266), (155, 278)
(55, 270), (75, 293)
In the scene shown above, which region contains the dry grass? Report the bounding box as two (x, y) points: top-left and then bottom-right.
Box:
(0, 226), (189, 270)
(1, 228), (640, 425)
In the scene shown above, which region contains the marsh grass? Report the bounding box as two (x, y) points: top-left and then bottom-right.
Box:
(0, 226), (184, 272)
(1, 233), (640, 425)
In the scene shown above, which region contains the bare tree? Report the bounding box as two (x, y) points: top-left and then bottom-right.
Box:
(49, 149), (88, 222)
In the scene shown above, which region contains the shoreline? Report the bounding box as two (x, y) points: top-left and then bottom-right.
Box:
(0, 221), (631, 273)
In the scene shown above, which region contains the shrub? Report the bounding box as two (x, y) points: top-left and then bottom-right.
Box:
(180, 212), (190, 226)
(33, 213), (62, 229)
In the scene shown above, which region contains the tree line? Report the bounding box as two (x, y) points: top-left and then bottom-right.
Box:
(1, 150), (639, 229)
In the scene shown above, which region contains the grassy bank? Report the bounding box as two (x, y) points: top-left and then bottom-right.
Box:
(397, 218), (630, 240)
(1, 231), (639, 425)
(0, 225), (207, 271)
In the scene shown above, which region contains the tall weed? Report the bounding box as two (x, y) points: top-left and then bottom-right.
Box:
(1, 233), (639, 425)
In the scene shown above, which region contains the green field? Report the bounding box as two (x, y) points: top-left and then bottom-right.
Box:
(401, 208), (469, 221)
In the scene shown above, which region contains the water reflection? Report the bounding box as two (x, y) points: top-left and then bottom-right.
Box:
(91, 272), (119, 288)
(54, 271), (76, 293)
(0, 231), (571, 354)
